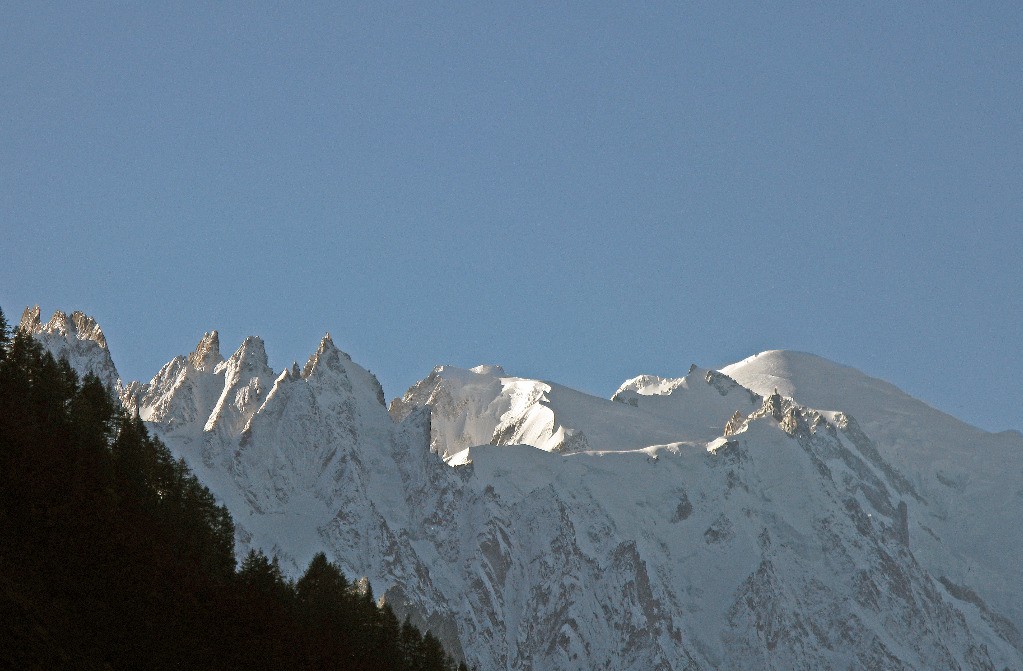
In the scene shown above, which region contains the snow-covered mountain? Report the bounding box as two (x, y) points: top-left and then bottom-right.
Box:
(388, 363), (761, 460)
(21, 308), (1023, 670)
(721, 350), (1023, 640)
(18, 305), (121, 391)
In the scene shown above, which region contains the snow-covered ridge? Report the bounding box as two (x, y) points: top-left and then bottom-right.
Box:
(23, 308), (1023, 670)
(390, 363), (762, 462)
(121, 329), (387, 441)
(17, 305), (120, 391)
(721, 349), (1023, 631)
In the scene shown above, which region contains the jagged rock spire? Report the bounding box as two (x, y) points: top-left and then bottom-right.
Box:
(724, 410), (747, 437)
(18, 305), (41, 332)
(45, 310), (70, 332)
(18, 306), (120, 390)
(780, 407), (801, 435)
(764, 389), (785, 422)
(31, 309), (110, 349)
(205, 335), (275, 436)
(220, 335), (270, 373)
(71, 311), (107, 348)
(302, 332), (351, 379)
(188, 331), (223, 372)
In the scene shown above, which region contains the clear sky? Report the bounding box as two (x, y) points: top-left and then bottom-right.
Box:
(2, 2), (1020, 432)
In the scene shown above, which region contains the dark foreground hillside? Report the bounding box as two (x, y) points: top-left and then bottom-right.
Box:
(0, 307), (467, 671)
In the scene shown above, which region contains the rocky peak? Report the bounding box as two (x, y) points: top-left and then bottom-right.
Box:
(723, 410), (747, 437)
(204, 336), (277, 436)
(302, 333), (345, 379)
(779, 406), (803, 435)
(762, 389), (786, 422)
(188, 331), (223, 372)
(20, 306), (109, 347)
(18, 305), (42, 332)
(218, 336), (270, 376)
(32, 309), (110, 349)
(70, 311), (108, 348)
(45, 309), (71, 333)
(296, 333), (388, 407)
(20, 306), (120, 390)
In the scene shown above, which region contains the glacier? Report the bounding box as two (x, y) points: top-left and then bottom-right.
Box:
(18, 306), (1023, 670)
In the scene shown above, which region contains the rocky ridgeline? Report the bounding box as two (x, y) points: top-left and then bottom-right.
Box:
(18, 305), (120, 391)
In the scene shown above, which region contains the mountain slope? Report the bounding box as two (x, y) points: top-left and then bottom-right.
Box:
(21, 308), (1023, 670)
(720, 350), (1023, 632)
(389, 363), (760, 461)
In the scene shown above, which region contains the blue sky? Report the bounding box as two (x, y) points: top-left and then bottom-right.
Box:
(2, 2), (1020, 431)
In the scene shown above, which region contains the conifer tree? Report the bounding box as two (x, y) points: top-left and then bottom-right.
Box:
(0, 306), (9, 352)
(422, 631), (450, 671)
(401, 617), (426, 671)
(296, 552), (357, 669)
(0, 304), (468, 671)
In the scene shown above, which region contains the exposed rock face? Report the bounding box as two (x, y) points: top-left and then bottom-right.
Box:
(27, 317), (1023, 670)
(723, 410), (746, 437)
(188, 331), (222, 371)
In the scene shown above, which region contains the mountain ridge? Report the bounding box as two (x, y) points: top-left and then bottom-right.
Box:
(17, 306), (1023, 670)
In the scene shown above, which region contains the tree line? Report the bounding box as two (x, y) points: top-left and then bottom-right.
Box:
(0, 307), (469, 671)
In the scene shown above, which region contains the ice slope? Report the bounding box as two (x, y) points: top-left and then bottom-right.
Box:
(390, 363), (760, 460)
(721, 350), (1023, 632)
(26, 314), (1023, 670)
(453, 404), (1020, 670)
